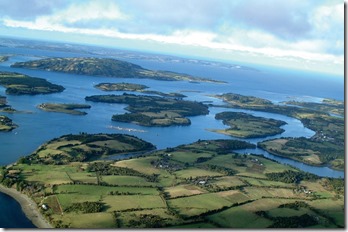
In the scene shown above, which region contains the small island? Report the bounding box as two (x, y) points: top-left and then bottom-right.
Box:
(213, 93), (344, 170)
(0, 56), (9, 62)
(0, 72), (65, 95)
(210, 112), (286, 138)
(0, 115), (17, 131)
(95, 82), (186, 98)
(85, 93), (209, 127)
(95, 82), (148, 91)
(38, 103), (91, 115)
(0, 136), (343, 228)
(0, 95), (7, 108)
(11, 57), (225, 83)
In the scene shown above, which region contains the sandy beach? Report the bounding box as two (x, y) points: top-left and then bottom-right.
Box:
(0, 185), (52, 228)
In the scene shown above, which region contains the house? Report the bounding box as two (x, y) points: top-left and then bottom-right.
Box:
(41, 204), (48, 210)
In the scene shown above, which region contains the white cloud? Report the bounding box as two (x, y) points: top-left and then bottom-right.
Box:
(0, 0), (344, 75)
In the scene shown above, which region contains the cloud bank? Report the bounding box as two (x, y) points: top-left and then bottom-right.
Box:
(0, 0), (343, 75)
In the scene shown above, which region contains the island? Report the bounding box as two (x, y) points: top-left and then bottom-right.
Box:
(212, 93), (344, 170)
(209, 112), (286, 138)
(95, 82), (148, 91)
(0, 115), (17, 131)
(0, 95), (7, 108)
(37, 103), (91, 115)
(95, 82), (186, 98)
(0, 135), (343, 228)
(0, 56), (9, 62)
(11, 57), (225, 83)
(0, 72), (65, 95)
(85, 93), (209, 127)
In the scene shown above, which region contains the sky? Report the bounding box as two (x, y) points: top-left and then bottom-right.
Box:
(0, 0), (344, 76)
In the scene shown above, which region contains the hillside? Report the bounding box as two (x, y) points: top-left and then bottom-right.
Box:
(12, 57), (224, 83)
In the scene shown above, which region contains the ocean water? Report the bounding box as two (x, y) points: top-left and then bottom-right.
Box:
(0, 46), (344, 228)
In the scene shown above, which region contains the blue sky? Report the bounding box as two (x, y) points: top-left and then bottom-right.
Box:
(0, 0), (344, 75)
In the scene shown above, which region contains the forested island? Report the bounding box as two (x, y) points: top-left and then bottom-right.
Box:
(95, 82), (186, 98)
(38, 103), (91, 115)
(210, 112), (286, 138)
(11, 57), (225, 83)
(0, 72), (65, 95)
(85, 93), (209, 127)
(0, 134), (343, 228)
(213, 93), (344, 170)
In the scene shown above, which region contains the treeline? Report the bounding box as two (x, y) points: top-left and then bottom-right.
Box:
(112, 113), (153, 126)
(203, 164), (237, 176)
(65, 201), (104, 213)
(265, 170), (319, 183)
(269, 214), (317, 228)
(87, 162), (159, 182)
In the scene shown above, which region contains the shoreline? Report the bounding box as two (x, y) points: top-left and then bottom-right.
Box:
(0, 184), (52, 228)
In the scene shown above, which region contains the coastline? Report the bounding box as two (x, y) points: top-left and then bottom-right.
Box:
(0, 185), (52, 228)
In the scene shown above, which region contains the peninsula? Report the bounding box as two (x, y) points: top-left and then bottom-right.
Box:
(0, 72), (65, 95)
(85, 93), (209, 127)
(11, 57), (225, 83)
(37, 103), (91, 115)
(213, 93), (344, 170)
(210, 112), (286, 138)
(0, 135), (343, 228)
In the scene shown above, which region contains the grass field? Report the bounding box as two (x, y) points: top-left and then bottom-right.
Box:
(103, 195), (166, 212)
(174, 167), (223, 179)
(169, 151), (214, 163)
(243, 187), (299, 199)
(165, 184), (207, 198)
(168, 191), (246, 217)
(101, 175), (156, 187)
(240, 177), (293, 187)
(113, 156), (163, 175)
(55, 212), (116, 228)
(208, 207), (273, 228)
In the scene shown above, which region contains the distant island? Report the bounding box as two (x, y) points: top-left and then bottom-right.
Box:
(209, 112), (286, 138)
(0, 72), (65, 95)
(213, 93), (344, 170)
(38, 103), (91, 115)
(0, 135), (343, 228)
(11, 57), (225, 83)
(85, 93), (209, 127)
(0, 115), (17, 131)
(95, 82), (186, 98)
(0, 56), (9, 62)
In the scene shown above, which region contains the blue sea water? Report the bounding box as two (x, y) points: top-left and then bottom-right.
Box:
(0, 46), (344, 228)
(0, 193), (35, 228)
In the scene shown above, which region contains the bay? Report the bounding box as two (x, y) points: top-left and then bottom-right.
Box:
(0, 46), (344, 228)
